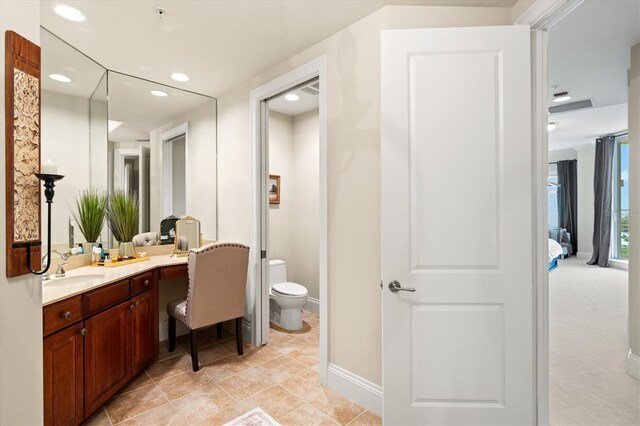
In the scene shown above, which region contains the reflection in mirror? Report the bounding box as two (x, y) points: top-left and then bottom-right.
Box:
(174, 217), (202, 255)
(41, 29), (218, 253)
(41, 28), (107, 253)
(107, 72), (217, 244)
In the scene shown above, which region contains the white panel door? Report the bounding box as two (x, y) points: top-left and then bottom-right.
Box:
(381, 25), (533, 425)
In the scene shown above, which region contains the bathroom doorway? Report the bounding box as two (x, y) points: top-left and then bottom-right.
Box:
(250, 57), (328, 384)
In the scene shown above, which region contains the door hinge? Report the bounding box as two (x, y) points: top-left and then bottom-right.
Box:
(380, 280), (383, 290)
(261, 250), (267, 259)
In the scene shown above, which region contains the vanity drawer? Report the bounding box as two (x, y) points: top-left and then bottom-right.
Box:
(43, 295), (83, 336)
(83, 279), (130, 317)
(130, 271), (154, 297)
(159, 265), (188, 281)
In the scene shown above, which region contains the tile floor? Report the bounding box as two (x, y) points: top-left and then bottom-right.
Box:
(84, 311), (381, 426)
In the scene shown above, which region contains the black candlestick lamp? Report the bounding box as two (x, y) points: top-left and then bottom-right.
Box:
(27, 173), (64, 275)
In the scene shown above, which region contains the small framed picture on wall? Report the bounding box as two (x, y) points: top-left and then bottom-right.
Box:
(269, 174), (281, 204)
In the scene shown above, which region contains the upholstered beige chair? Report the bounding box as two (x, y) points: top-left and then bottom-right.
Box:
(167, 242), (249, 372)
(133, 232), (160, 247)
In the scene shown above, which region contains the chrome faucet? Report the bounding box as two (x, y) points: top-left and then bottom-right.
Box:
(42, 250), (70, 280)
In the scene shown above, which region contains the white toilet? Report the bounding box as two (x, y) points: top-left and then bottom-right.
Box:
(269, 259), (308, 331)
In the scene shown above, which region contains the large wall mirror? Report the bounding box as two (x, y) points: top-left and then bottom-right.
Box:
(41, 28), (217, 252)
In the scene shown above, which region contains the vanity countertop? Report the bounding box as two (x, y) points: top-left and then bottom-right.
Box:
(42, 254), (188, 306)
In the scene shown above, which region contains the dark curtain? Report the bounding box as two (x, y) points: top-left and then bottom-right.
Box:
(557, 160), (578, 255)
(588, 136), (616, 267)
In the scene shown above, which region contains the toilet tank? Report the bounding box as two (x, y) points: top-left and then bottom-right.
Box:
(269, 259), (287, 285)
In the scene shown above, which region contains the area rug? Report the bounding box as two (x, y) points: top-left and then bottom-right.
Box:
(223, 407), (282, 426)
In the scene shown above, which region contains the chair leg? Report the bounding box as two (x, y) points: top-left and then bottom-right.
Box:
(216, 322), (224, 339)
(168, 316), (176, 352)
(235, 317), (243, 356)
(190, 329), (200, 372)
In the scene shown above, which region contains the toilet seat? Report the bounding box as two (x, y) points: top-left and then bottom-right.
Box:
(272, 282), (308, 297)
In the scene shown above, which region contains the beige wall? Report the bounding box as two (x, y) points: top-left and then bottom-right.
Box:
(268, 110), (320, 300)
(628, 44), (640, 365)
(577, 146), (596, 256)
(291, 110), (320, 300)
(217, 5), (512, 385)
(268, 111), (295, 266)
(149, 100), (217, 240)
(0, 2), (44, 424)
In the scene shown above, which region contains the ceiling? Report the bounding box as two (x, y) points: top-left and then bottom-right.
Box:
(107, 72), (213, 143)
(269, 80), (320, 116)
(548, 103), (627, 151)
(548, 0), (640, 151)
(41, 28), (105, 99)
(40, 26), (214, 144)
(40, 0), (517, 98)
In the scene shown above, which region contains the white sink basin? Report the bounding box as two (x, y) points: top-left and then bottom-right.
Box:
(43, 274), (105, 286)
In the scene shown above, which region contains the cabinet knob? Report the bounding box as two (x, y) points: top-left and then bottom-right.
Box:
(79, 328), (86, 336)
(143, 279), (150, 286)
(130, 304), (135, 310)
(62, 311), (71, 319)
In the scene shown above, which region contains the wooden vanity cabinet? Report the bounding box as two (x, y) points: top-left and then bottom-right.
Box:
(43, 268), (160, 425)
(130, 290), (155, 374)
(43, 323), (84, 426)
(84, 300), (131, 415)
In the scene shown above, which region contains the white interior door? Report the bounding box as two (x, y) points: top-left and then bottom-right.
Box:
(139, 146), (150, 232)
(381, 25), (534, 425)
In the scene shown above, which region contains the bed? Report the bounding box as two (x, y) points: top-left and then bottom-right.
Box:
(548, 238), (563, 271)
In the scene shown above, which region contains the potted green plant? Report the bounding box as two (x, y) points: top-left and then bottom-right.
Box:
(72, 188), (107, 255)
(107, 190), (139, 259)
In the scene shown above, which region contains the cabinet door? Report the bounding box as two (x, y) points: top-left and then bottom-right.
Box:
(130, 291), (155, 374)
(84, 301), (131, 416)
(43, 323), (84, 426)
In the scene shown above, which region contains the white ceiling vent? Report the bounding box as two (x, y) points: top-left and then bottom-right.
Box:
(549, 98), (595, 115)
(301, 81), (319, 96)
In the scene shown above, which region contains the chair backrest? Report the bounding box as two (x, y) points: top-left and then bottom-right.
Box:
(185, 242), (250, 330)
(133, 232), (160, 247)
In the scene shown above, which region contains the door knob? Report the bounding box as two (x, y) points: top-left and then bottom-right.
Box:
(388, 280), (416, 293)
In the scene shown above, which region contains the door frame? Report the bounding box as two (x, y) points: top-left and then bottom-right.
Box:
(160, 122), (189, 218)
(113, 148), (139, 194)
(249, 56), (329, 384)
(516, 1), (585, 424)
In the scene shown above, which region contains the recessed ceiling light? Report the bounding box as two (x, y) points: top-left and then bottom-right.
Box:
(285, 93), (300, 102)
(150, 90), (168, 97)
(49, 73), (72, 83)
(552, 91), (572, 103)
(171, 72), (190, 82)
(53, 4), (86, 22)
(548, 122), (559, 131)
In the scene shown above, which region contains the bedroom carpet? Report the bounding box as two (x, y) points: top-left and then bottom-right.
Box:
(550, 255), (640, 425)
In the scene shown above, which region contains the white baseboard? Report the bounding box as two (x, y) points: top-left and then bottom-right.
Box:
(327, 363), (382, 417)
(610, 259), (629, 271)
(628, 349), (640, 379)
(303, 297), (320, 314)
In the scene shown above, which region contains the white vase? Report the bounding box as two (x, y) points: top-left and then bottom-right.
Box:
(82, 242), (98, 256)
(118, 241), (135, 259)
